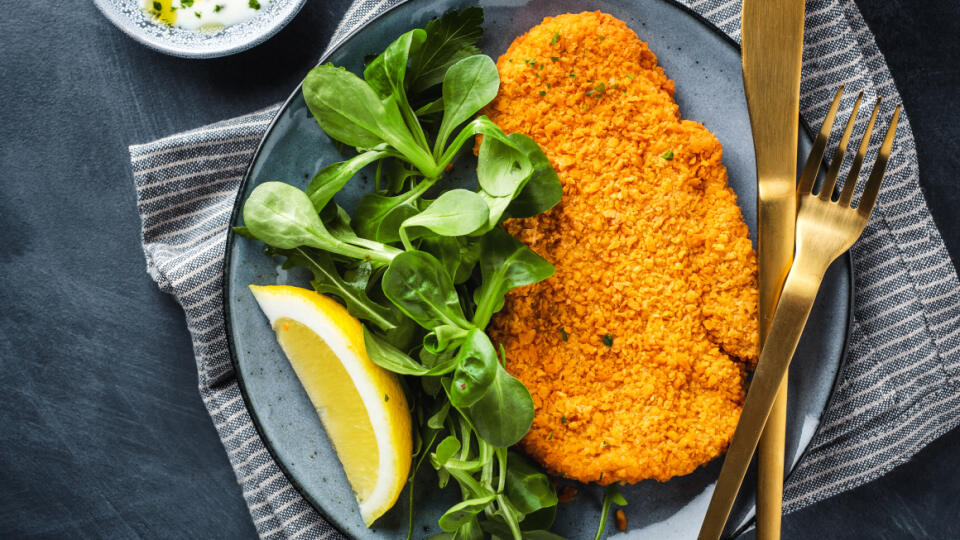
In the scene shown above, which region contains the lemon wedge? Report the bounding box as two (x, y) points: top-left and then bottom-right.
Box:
(249, 285), (412, 526)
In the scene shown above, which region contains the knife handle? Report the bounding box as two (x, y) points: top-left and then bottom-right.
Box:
(698, 255), (826, 540)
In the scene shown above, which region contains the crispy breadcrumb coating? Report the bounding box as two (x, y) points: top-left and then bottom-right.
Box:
(485, 12), (760, 484)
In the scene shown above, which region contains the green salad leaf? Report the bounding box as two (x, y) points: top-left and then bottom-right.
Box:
(472, 228), (555, 328)
(421, 236), (482, 285)
(364, 29), (431, 151)
(407, 6), (484, 94)
(505, 451), (559, 515)
(306, 148), (390, 211)
(382, 250), (470, 330)
(423, 324), (470, 354)
(237, 8), (573, 539)
(304, 64), (438, 177)
(243, 181), (331, 249)
(243, 182), (401, 265)
(364, 326), (459, 376)
(268, 247), (397, 331)
(593, 485), (628, 540)
(435, 54), (500, 154)
(476, 130), (532, 197)
(447, 329), (498, 408)
(399, 189), (489, 249)
(302, 64), (387, 149)
(354, 189), (423, 243)
(438, 494), (497, 532)
(364, 29), (426, 100)
(462, 362), (534, 448)
(503, 133), (563, 218)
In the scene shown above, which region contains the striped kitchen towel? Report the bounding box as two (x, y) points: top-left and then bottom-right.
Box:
(129, 0), (960, 537)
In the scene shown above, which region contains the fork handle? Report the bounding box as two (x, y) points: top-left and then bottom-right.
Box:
(699, 256), (827, 540)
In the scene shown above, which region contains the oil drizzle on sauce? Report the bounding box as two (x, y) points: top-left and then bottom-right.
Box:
(148, 0), (177, 26)
(145, 0), (267, 32)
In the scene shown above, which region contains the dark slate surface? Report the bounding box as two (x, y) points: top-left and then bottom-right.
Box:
(0, 1), (956, 538)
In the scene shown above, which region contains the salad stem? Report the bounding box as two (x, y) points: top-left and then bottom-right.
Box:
(496, 494), (523, 540)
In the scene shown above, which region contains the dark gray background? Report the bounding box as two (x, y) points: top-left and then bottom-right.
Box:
(0, 1), (956, 538)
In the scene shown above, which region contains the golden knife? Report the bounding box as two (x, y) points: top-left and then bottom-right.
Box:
(711, 1), (805, 539)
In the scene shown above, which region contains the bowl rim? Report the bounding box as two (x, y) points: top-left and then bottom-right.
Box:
(92, 0), (308, 59)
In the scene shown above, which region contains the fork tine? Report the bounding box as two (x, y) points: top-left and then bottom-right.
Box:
(798, 86), (845, 196)
(818, 91), (864, 201)
(857, 103), (901, 219)
(838, 98), (882, 206)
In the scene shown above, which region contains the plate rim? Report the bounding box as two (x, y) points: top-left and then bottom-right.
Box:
(221, 1), (854, 537)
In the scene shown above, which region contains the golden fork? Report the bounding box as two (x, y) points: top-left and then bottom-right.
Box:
(698, 86), (901, 540)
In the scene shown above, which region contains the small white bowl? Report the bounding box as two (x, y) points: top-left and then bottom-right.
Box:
(93, 0), (307, 58)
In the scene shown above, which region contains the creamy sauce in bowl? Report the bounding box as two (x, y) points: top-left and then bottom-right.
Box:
(146, 0), (268, 32)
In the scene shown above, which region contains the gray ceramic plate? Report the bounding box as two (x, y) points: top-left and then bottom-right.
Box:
(223, 0), (853, 538)
(93, 0), (306, 58)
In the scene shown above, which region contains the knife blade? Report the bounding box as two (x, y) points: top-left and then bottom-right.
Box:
(698, 1), (805, 539)
(746, 1), (805, 539)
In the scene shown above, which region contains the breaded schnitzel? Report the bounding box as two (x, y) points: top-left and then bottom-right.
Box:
(485, 11), (760, 484)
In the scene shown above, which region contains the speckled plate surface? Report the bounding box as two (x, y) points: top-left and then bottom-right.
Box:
(93, 0), (306, 58)
(223, 0), (853, 538)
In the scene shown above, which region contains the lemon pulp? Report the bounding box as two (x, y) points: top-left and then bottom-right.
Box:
(249, 284), (411, 525)
(273, 317), (379, 500)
